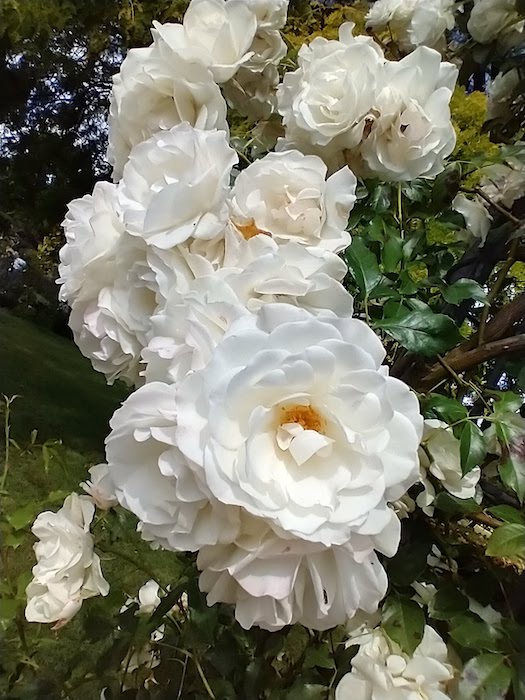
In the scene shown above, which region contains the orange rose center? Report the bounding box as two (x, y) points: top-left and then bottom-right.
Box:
(280, 404), (324, 433)
(235, 218), (271, 240)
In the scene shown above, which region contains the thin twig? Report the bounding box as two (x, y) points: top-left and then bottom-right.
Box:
(478, 238), (519, 345)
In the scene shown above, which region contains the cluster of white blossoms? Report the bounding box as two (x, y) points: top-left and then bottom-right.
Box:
(25, 494), (109, 627)
(277, 25), (458, 180)
(467, 0), (524, 47)
(366, 0), (456, 52)
(336, 624), (454, 699)
(32, 0), (482, 633)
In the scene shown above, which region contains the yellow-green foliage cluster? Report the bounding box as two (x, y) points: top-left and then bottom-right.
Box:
(509, 262), (525, 295)
(36, 230), (63, 278)
(284, 2), (368, 54)
(425, 220), (458, 246)
(450, 88), (499, 177)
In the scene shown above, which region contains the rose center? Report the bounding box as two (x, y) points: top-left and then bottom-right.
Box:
(235, 218), (271, 240)
(279, 404), (324, 433)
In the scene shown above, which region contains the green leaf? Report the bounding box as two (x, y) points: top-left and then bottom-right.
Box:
(432, 584), (469, 620)
(433, 492), (480, 515)
(382, 596), (425, 655)
(382, 233), (404, 273)
(449, 614), (502, 651)
(485, 524), (525, 558)
(303, 645), (335, 670)
(375, 308), (461, 356)
(487, 505), (525, 525)
(499, 456), (525, 504)
(345, 238), (382, 299)
(442, 278), (488, 306)
(7, 503), (36, 531)
(425, 394), (468, 423)
(460, 422), (486, 476)
(457, 654), (512, 700)
(0, 598), (17, 623)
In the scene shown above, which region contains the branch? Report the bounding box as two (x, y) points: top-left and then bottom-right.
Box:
(414, 334), (525, 392)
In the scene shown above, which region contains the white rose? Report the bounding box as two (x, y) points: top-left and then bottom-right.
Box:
(336, 625), (454, 700)
(419, 419), (481, 506)
(151, 0), (258, 83)
(198, 518), (389, 631)
(244, 0), (289, 29)
(360, 47), (457, 181)
(26, 494), (109, 626)
(68, 236), (156, 386)
(366, 0), (456, 51)
(223, 64), (280, 120)
(105, 382), (241, 552)
(452, 193), (492, 245)
(81, 463), (118, 510)
(229, 150), (356, 252)
(468, 0), (524, 45)
(118, 123), (237, 249)
(143, 238), (351, 384)
(176, 303), (423, 548)
(107, 41), (228, 181)
(481, 161), (525, 210)
(58, 182), (123, 306)
(487, 69), (521, 122)
(277, 24), (384, 160)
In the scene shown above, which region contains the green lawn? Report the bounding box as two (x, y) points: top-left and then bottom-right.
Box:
(0, 311), (128, 455)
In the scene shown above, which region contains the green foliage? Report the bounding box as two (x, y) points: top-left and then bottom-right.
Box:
(450, 89), (499, 174)
(457, 654), (512, 700)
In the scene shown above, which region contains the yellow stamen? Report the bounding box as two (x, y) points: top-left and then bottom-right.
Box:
(280, 404), (324, 433)
(235, 218), (271, 240)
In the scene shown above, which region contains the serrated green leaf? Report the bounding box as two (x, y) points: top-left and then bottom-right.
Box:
(487, 505), (525, 525)
(432, 584), (469, 620)
(499, 456), (525, 504)
(382, 233), (404, 273)
(425, 394), (468, 423)
(345, 238), (382, 299)
(7, 503), (36, 531)
(375, 309), (461, 356)
(442, 278), (488, 306)
(433, 492), (480, 515)
(303, 645), (335, 670)
(460, 422), (486, 476)
(449, 614), (502, 651)
(382, 596), (425, 655)
(485, 524), (525, 558)
(457, 654), (512, 700)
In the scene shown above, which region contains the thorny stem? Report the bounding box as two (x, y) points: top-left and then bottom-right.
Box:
(397, 182), (404, 239)
(176, 654), (188, 700)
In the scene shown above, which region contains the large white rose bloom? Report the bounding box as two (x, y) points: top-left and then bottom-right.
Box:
(58, 181), (123, 305)
(229, 150), (356, 252)
(105, 382), (241, 553)
(468, 0), (524, 45)
(118, 123), (237, 249)
(198, 518), (389, 631)
(277, 24), (384, 162)
(151, 0), (258, 83)
(26, 494), (109, 627)
(360, 47), (457, 181)
(176, 304), (423, 548)
(68, 235), (157, 386)
(142, 238), (351, 384)
(244, 0), (289, 29)
(366, 0), (456, 51)
(107, 41), (228, 182)
(336, 625), (454, 700)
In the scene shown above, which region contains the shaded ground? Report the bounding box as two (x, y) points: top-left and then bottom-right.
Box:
(0, 310), (128, 454)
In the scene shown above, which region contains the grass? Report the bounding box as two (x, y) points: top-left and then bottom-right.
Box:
(0, 310), (128, 455)
(0, 312), (183, 699)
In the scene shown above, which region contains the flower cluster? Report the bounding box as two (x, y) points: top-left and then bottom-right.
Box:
(277, 24), (458, 180)
(366, 0), (456, 52)
(25, 494), (109, 627)
(47, 0), (440, 633)
(336, 624), (454, 699)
